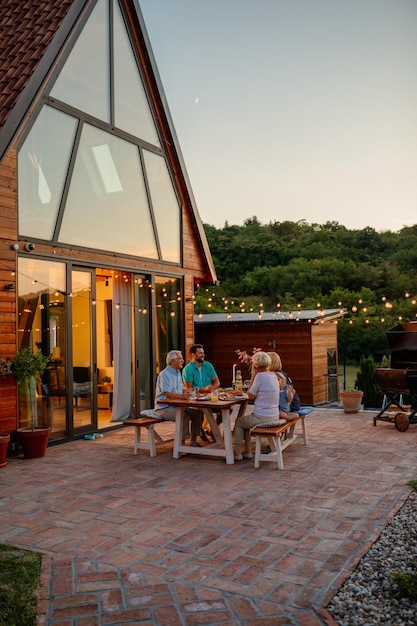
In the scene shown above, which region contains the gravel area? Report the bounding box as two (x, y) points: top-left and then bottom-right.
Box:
(327, 489), (417, 625)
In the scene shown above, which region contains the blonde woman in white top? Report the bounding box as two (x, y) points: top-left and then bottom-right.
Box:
(233, 351), (279, 461)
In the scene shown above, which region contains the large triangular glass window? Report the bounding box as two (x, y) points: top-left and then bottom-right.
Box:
(18, 0), (180, 264)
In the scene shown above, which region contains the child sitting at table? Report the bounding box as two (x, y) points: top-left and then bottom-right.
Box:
(277, 371), (299, 421)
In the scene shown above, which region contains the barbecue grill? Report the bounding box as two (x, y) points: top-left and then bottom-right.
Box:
(374, 321), (417, 431)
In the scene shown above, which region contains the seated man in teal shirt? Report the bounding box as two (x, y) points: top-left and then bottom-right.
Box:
(182, 344), (220, 394)
(182, 344), (221, 439)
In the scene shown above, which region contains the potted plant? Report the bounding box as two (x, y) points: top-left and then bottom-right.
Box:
(11, 348), (51, 458)
(340, 388), (364, 414)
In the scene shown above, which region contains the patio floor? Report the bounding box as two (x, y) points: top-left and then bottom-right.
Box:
(1, 407), (416, 625)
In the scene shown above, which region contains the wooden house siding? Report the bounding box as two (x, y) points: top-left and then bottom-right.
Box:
(195, 318), (339, 405)
(0, 150), (18, 433)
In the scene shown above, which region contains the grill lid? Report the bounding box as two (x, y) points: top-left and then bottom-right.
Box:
(386, 322), (417, 351)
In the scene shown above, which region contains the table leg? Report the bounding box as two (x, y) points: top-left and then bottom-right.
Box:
(222, 408), (234, 464)
(173, 406), (184, 459)
(202, 409), (223, 444)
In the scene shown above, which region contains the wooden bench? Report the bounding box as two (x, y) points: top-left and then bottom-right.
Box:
(123, 415), (172, 457)
(250, 414), (308, 469)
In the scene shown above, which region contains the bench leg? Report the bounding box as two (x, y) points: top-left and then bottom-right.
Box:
(275, 436), (284, 470)
(148, 425), (157, 457)
(300, 416), (308, 445)
(254, 435), (284, 469)
(133, 426), (140, 455)
(133, 425), (157, 457)
(254, 436), (262, 468)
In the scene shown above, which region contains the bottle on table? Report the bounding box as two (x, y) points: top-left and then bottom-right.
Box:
(235, 370), (243, 392)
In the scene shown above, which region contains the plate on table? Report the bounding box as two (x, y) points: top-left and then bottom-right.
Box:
(196, 395), (210, 401)
(219, 392), (247, 401)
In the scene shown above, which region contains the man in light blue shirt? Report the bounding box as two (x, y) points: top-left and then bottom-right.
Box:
(155, 349), (203, 446)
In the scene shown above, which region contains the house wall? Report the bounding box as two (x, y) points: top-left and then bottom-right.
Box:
(0, 149), (208, 435)
(195, 320), (339, 405)
(0, 151), (18, 433)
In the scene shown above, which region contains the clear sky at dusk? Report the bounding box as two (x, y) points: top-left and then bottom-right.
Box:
(139, 0), (417, 232)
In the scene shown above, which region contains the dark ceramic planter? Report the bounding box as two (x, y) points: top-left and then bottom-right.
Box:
(17, 426), (51, 459)
(0, 433), (10, 467)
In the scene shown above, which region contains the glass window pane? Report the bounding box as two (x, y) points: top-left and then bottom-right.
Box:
(18, 106), (78, 240)
(50, 0), (110, 122)
(155, 276), (183, 372)
(143, 150), (180, 263)
(134, 276), (152, 412)
(72, 270), (93, 426)
(113, 0), (160, 146)
(58, 123), (158, 258)
(17, 257), (67, 438)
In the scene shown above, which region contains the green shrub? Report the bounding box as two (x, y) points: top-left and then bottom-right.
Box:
(355, 355), (384, 408)
(390, 571), (417, 600)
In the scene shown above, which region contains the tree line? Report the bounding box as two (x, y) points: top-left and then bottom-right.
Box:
(197, 218), (417, 363)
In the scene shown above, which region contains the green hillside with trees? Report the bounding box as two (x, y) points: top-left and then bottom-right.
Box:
(197, 218), (417, 364)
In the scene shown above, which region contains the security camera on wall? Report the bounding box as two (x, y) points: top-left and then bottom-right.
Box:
(24, 242), (35, 251)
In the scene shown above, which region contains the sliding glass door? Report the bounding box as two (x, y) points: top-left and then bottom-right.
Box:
(71, 268), (96, 432)
(134, 276), (153, 414)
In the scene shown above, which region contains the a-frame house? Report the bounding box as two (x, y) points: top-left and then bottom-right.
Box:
(0, 0), (216, 442)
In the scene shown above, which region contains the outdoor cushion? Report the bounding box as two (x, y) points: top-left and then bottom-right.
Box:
(251, 419), (287, 429)
(140, 408), (163, 420)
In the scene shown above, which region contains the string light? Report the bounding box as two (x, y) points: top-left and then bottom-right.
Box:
(6, 262), (417, 326)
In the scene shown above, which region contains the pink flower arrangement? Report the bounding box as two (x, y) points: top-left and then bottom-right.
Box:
(235, 347), (263, 371)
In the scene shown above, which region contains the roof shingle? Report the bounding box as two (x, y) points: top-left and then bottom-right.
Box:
(0, 0), (74, 129)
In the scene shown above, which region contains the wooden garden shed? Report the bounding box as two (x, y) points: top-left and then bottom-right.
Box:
(195, 309), (345, 405)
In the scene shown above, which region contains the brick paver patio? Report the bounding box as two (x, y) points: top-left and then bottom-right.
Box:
(1, 407), (416, 625)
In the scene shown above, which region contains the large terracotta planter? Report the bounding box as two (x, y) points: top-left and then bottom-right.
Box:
(340, 391), (364, 414)
(17, 426), (51, 459)
(0, 433), (10, 467)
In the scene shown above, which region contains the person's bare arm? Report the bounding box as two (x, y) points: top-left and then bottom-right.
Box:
(164, 390), (188, 400)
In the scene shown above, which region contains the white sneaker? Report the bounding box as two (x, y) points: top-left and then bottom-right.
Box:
(243, 452), (253, 460)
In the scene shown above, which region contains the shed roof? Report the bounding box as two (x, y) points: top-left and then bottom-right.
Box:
(194, 309), (345, 325)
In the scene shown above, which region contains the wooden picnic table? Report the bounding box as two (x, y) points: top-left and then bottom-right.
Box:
(163, 395), (249, 464)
